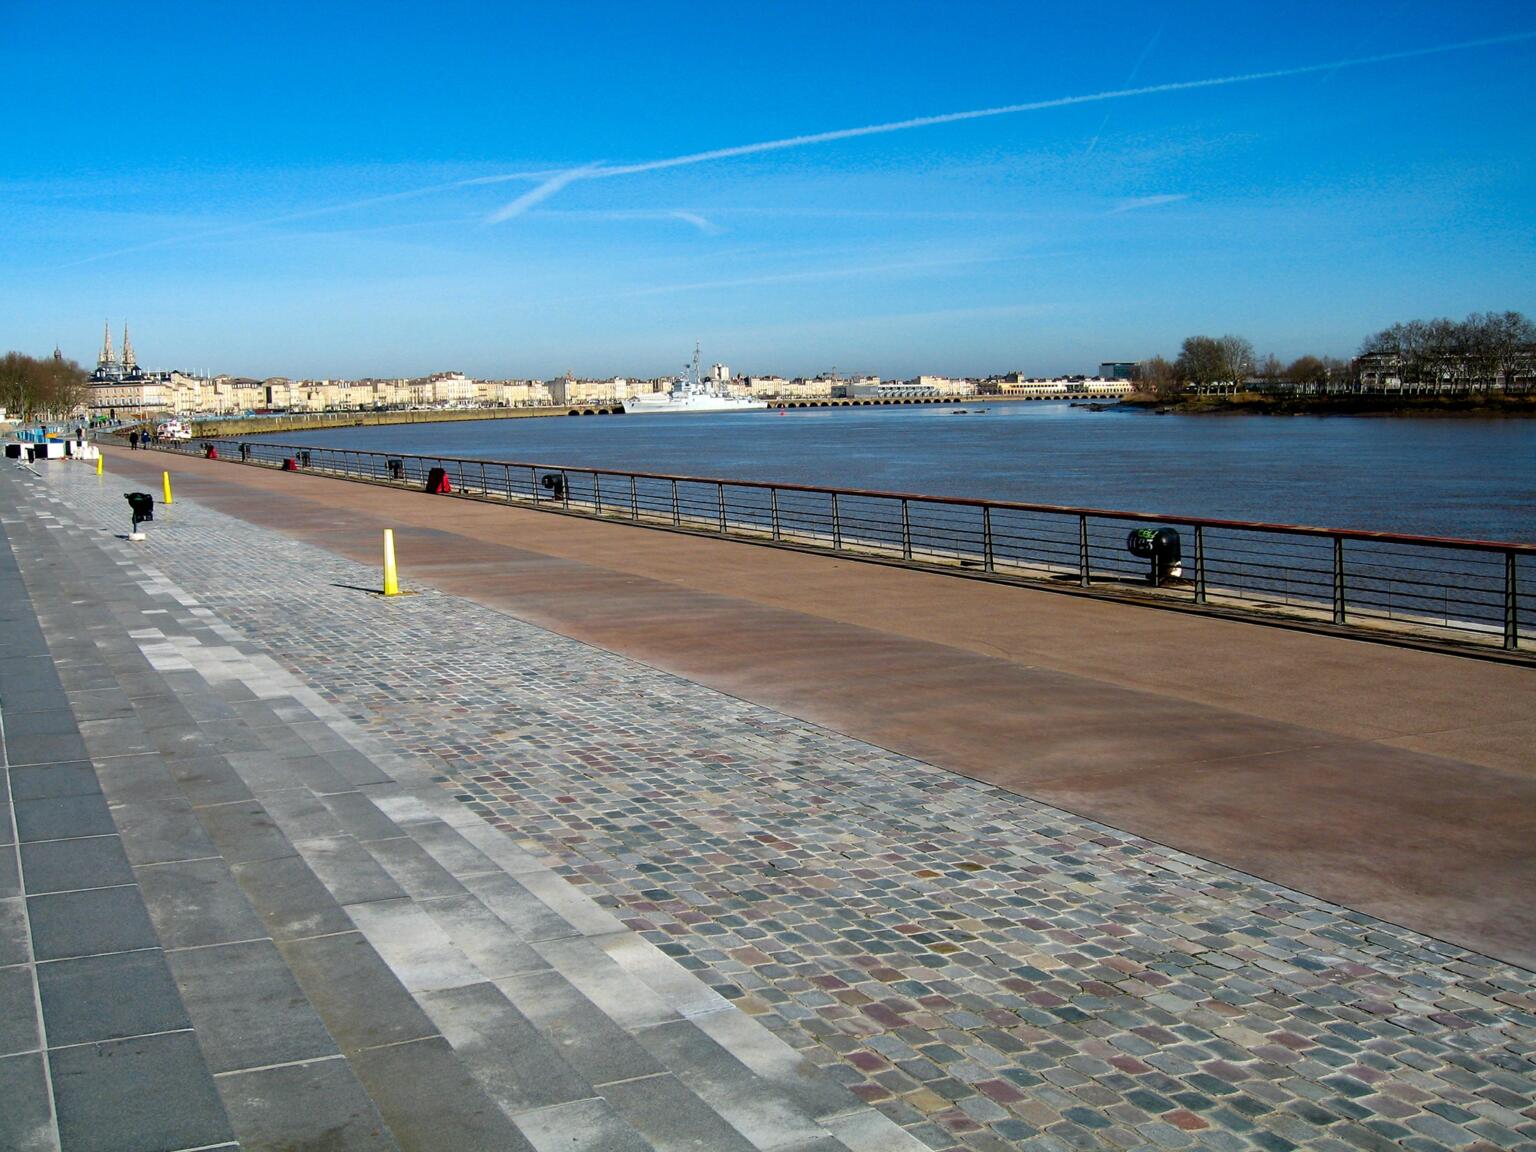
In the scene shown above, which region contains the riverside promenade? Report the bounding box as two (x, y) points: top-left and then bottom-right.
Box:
(1, 449), (1533, 1152)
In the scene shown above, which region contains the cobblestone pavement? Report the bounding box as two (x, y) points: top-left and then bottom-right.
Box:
(22, 463), (1536, 1152)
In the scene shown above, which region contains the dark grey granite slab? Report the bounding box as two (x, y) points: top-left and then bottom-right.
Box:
(36, 949), (190, 1047)
(496, 968), (664, 1087)
(195, 800), (296, 864)
(0, 898), (29, 967)
(19, 835), (134, 896)
(104, 796), (220, 866)
(166, 939), (337, 1074)
(277, 931), (438, 1054)
(134, 857), (268, 949)
(12, 794), (116, 843)
(91, 755), (184, 806)
(7, 762), (101, 802)
(49, 1031), (233, 1152)
(3, 731), (90, 768)
(217, 1057), (400, 1152)
(229, 854), (355, 942)
(349, 1037), (536, 1152)
(0, 1051), (54, 1152)
(26, 885), (159, 962)
(0, 962), (40, 1057)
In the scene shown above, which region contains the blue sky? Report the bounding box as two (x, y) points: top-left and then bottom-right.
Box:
(4, 1), (1534, 380)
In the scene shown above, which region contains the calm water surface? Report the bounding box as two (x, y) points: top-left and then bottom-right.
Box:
(275, 404), (1536, 542)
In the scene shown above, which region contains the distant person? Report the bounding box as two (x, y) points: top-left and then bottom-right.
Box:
(129, 430), (140, 450)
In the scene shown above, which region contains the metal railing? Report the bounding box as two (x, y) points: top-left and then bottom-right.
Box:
(154, 436), (1533, 652)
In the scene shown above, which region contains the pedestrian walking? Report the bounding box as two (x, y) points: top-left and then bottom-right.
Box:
(129, 430), (139, 450)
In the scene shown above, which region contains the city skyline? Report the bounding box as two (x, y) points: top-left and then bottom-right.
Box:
(6, 1), (1535, 379)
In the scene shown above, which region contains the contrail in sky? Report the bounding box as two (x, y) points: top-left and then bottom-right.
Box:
(1085, 21), (1164, 156)
(487, 30), (1536, 220)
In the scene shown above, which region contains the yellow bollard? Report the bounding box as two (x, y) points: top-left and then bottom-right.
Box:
(162, 471), (173, 504)
(95, 455), (104, 477)
(382, 529), (400, 596)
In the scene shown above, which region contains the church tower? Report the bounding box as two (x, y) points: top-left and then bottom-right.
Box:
(123, 323), (137, 373)
(99, 320), (115, 370)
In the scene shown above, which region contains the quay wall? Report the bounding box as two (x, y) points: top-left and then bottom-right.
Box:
(188, 392), (1135, 437)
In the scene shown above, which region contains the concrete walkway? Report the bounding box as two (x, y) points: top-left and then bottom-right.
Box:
(0, 453), (1532, 1152)
(99, 446), (1536, 968)
(1, 465), (917, 1151)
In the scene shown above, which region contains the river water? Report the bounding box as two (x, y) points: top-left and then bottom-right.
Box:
(273, 403), (1536, 542)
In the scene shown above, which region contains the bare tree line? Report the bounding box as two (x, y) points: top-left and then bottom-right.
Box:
(0, 353), (91, 423)
(1137, 311), (1533, 398)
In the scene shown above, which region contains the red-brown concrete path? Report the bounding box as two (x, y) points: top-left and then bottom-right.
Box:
(106, 447), (1536, 967)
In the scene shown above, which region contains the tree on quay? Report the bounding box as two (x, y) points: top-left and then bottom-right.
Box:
(0, 352), (89, 422)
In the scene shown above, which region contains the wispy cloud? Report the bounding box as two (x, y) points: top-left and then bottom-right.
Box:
(1110, 193), (1190, 214)
(487, 31), (1536, 220)
(539, 208), (721, 233)
(484, 164), (604, 223)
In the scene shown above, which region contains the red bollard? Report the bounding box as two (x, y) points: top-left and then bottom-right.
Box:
(205, 445), (219, 459)
(282, 458), (298, 472)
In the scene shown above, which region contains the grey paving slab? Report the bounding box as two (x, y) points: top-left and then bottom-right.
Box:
(134, 856), (269, 949)
(35, 948), (190, 1048)
(256, 787), (341, 843)
(284, 753), (357, 796)
(295, 834), (409, 906)
(0, 804), (12, 847)
(76, 716), (158, 757)
(26, 884), (159, 962)
(459, 870), (580, 943)
(11, 794), (115, 843)
(363, 836), (466, 899)
(216, 1056), (400, 1152)
(162, 754), (256, 807)
(322, 790), (405, 842)
(49, 1031), (233, 1152)
(66, 690), (141, 723)
(0, 1051), (56, 1152)
(348, 1036), (538, 1152)
(345, 898), (481, 993)
(166, 939), (337, 1074)
(219, 749), (307, 794)
(416, 893), (551, 979)
(19, 835), (134, 895)
(90, 754), (183, 806)
(1, 709), (79, 739)
(496, 968), (665, 1087)
(417, 982), (593, 1117)
(195, 799), (296, 864)
(3, 732), (90, 767)
(0, 685), (74, 716)
(601, 1072), (760, 1152)
(0, 897), (29, 967)
(110, 796), (220, 865)
(276, 930), (439, 1053)
(0, 845), (17, 899)
(6, 762), (101, 802)
(229, 853), (356, 941)
(0, 962), (40, 1057)
(634, 1017), (839, 1151)
(512, 1097), (654, 1152)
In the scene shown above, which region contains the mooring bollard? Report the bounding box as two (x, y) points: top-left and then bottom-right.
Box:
(162, 471), (173, 505)
(382, 529), (400, 596)
(95, 455), (104, 477)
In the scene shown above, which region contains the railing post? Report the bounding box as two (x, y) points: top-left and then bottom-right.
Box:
(671, 479), (680, 526)
(1078, 514), (1090, 587)
(982, 506), (993, 572)
(630, 474), (639, 520)
(561, 470), (570, 511)
(503, 464), (511, 500)
(901, 499), (912, 561)
(1506, 551), (1519, 650)
(529, 465), (537, 503)
(479, 461), (487, 495)
(831, 493), (842, 552)
(1332, 537), (1346, 624)
(770, 488), (781, 541)
(717, 483), (727, 533)
(594, 473), (603, 515)
(1194, 524), (1206, 604)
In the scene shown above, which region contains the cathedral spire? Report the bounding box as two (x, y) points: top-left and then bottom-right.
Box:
(122, 322), (136, 372)
(100, 320), (114, 368)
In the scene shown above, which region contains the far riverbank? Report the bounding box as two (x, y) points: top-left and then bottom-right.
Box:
(1122, 392), (1536, 417)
